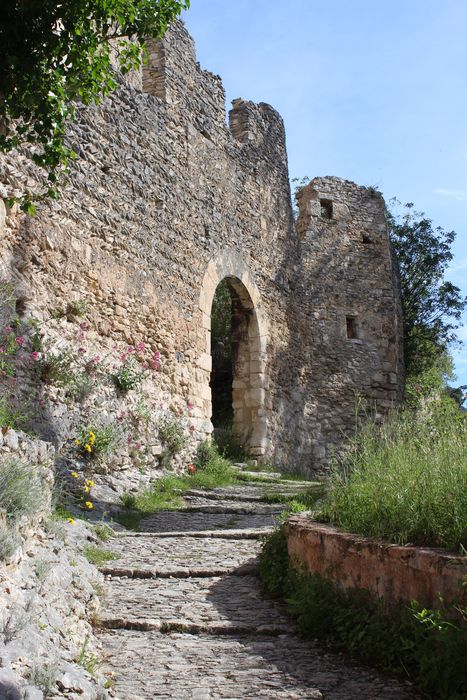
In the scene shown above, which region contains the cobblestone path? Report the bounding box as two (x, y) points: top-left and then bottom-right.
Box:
(98, 480), (417, 699)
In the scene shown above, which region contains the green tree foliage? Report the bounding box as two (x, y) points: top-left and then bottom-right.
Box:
(387, 200), (466, 378)
(0, 0), (189, 212)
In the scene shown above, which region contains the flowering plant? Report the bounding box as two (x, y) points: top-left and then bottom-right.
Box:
(68, 470), (95, 511)
(111, 343), (160, 393)
(75, 424), (121, 460)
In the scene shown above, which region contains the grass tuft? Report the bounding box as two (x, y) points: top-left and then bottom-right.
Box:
(83, 545), (118, 566)
(0, 459), (42, 519)
(318, 398), (467, 552)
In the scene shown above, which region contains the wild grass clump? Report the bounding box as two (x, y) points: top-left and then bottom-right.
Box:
(83, 545), (118, 566)
(0, 523), (21, 559)
(118, 444), (238, 526)
(0, 397), (28, 430)
(0, 459), (42, 518)
(213, 422), (246, 461)
(319, 398), (467, 552)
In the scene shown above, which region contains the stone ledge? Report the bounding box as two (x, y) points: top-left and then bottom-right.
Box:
(285, 515), (467, 609)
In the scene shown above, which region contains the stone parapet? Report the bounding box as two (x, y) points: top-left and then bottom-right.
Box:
(286, 515), (466, 609)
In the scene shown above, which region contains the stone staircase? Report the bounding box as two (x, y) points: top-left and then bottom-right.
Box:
(96, 480), (417, 699)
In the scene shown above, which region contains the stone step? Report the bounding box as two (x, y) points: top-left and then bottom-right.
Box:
(101, 535), (261, 574)
(186, 484), (320, 502)
(98, 618), (289, 636)
(180, 499), (283, 513)
(139, 510), (279, 533)
(99, 563), (258, 579)
(113, 529), (272, 539)
(99, 575), (290, 632)
(100, 629), (417, 700)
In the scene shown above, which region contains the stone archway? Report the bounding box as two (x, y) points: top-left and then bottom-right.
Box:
(196, 250), (268, 459)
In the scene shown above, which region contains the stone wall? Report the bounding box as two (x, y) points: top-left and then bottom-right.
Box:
(0, 21), (403, 475)
(286, 516), (467, 610)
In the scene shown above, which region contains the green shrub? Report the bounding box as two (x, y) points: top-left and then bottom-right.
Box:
(158, 415), (186, 455)
(0, 523), (21, 560)
(76, 636), (100, 677)
(286, 570), (467, 699)
(195, 439), (218, 468)
(29, 663), (58, 694)
(39, 349), (75, 385)
(258, 525), (289, 598)
(259, 527), (467, 699)
(213, 422), (245, 460)
(65, 298), (88, 319)
(112, 356), (145, 393)
(319, 398), (467, 552)
(76, 424), (121, 460)
(68, 372), (94, 402)
(94, 523), (114, 541)
(0, 397), (28, 430)
(0, 460), (42, 518)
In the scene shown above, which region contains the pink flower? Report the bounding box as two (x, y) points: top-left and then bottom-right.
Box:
(134, 442), (142, 450)
(38, 399), (46, 408)
(150, 351), (161, 370)
(3, 326), (12, 334)
(127, 346), (135, 354)
(187, 402), (194, 410)
(29, 351), (40, 361)
(121, 353), (127, 363)
(0, 347), (3, 353)
(79, 322), (88, 331)
(15, 336), (25, 346)
(136, 342), (146, 352)
(127, 436), (132, 444)
(189, 425), (195, 432)
(78, 347), (87, 354)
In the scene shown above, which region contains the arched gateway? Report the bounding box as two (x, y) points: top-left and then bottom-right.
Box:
(196, 250), (269, 459)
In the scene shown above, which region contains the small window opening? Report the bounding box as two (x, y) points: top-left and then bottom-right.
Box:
(362, 233), (373, 244)
(320, 199), (333, 220)
(346, 316), (358, 339)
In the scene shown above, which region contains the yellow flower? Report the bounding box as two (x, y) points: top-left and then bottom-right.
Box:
(84, 444), (92, 453)
(84, 501), (93, 510)
(86, 479), (95, 488)
(89, 431), (96, 445)
(70, 471), (79, 478)
(83, 485), (89, 493)
(67, 518), (75, 525)
(75, 439), (81, 445)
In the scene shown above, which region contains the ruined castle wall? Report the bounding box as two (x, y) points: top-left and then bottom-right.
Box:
(0, 21), (403, 475)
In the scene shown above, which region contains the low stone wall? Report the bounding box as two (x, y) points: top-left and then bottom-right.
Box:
(286, 515), (467, 609)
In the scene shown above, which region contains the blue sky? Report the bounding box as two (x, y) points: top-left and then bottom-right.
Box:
(183, 1), (467, 387)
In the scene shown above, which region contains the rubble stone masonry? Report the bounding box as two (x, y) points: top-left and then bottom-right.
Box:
(0, 21), (403, 475)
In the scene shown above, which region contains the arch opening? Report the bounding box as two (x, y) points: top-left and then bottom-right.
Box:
(209, 276), (265, 458)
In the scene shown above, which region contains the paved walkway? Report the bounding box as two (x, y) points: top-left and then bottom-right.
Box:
(98, 481), (417, 699)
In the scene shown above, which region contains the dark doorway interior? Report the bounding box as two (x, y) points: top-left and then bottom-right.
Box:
(210, 279), (233, 428)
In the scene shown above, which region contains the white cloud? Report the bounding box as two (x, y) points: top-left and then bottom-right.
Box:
(434, 188), (467, 201)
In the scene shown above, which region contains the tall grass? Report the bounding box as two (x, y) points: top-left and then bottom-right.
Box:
(319, 398), (467, 552)
(0, 459), (42, 518)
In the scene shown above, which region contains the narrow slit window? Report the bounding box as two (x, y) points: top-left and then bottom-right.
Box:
(320, 199), (333, 220)
(346, 316), (358, 339)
